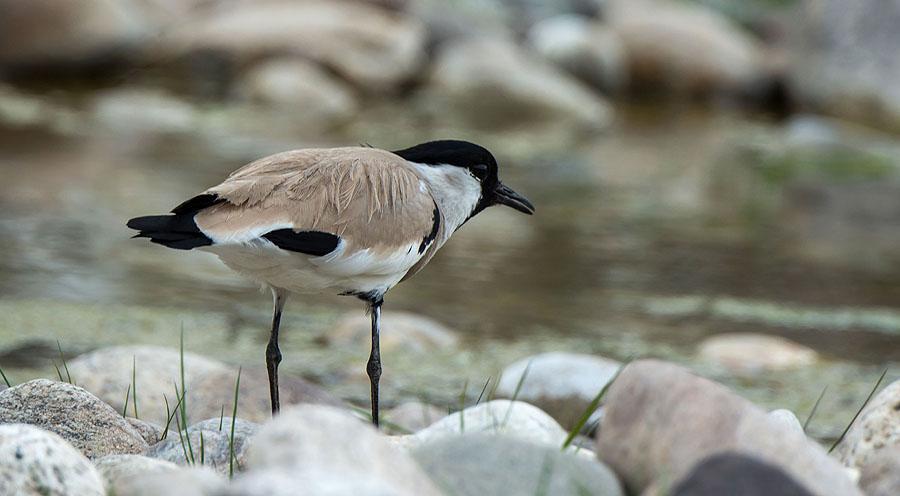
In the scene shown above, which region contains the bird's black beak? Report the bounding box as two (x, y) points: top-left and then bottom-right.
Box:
(494, 183), (535, 215)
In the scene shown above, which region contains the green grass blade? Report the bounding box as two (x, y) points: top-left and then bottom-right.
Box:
(458, 378), (468, 434)
(561, 359), (629, 450)
(475, 376), (491, 406)
(228, 366), (242, 478)
(131, 355), (139, 419)
(829, 369), (887, 453)
(502, 360), (533, 428)
(174, 380), (194, 464)
(347, 405), (411, 434)
(122, 384), (131, 418)
(0, 365), (12, 387)
(218, 405), (225, 431)
(162, 395), (172, 440)
(172, 402), (192, 465)
(199, 430), (205, 466)
(803, 385), (828, 434)
(56, 340), (74, 385)
(54, 363), (64, 382)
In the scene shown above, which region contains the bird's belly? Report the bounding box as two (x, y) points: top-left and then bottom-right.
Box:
(201, 240), (423, 295)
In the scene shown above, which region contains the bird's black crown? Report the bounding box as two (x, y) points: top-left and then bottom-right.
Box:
(392, 140), (498, 183)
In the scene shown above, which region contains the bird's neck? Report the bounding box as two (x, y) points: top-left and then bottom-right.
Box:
(409, 162), (482, 234)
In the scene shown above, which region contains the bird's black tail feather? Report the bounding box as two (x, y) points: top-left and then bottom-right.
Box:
(127, 194), (223, 250)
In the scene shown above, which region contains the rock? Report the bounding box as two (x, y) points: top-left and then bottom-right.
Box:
(241, 404), (441, 495)
(0, 379), (148, 459)
(68, 346), (342, 425)
(127, 417), (164, 445)
(384, 401), (446, 433)
(406, 399), (568, 448)
(146, 417), (258, 474)
(696, 333), (818, 374)
(607, 0), (765, 95)
(425, 36), (612, 130)
(767, 409), (804, 436)
(328, 311), (459, 353)
(789, 0), (900, 129)
(0, 0), (147, 68)
(596, 359), (861, 496)
(671, 452), (813, 496)
(238, 58), (357, 126)
(835, 378), (900, 469)
(91, 89), (199, 133)
(94, 454), (179, 494)
(858, 445), (900, 496)
(496, 352), (621, 429)
(110, 466), (225, 496)
(528, 15), (628, 93)
(0, 423), (105, 496)
(412, 433), (623, 496)
(157, 1), (426, 92)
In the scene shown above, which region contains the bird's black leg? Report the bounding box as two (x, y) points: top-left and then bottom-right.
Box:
(266, 289), (287, 416)
(366, 297), (384, 427)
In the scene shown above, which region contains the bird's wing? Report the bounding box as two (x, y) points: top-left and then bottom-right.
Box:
(193, 147), (439, 257)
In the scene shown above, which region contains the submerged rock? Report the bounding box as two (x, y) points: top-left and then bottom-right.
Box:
(328, 311), (459, 353)
(835, 378), (900, 469)
(596, 360), (861, 496)
(0, 379), (148, 459)
(696, 333), (818, 374)
(496, 352), (620, 429)
(412, 433), (624, 496)
(0, 423), (105, 496)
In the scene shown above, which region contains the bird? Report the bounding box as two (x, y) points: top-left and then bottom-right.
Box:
(126, 139), (534, 426)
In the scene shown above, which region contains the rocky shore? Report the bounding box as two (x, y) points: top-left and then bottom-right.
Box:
(0, 344), (896, 495)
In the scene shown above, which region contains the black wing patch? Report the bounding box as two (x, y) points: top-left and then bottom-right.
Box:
(262, 229), (340, 256)
(419, 205), (440, 254)
(171, 193), (224, 215)
(127, 193), (224, 250)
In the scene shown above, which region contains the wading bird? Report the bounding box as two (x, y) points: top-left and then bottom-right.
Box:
(127, 140), (534, 425)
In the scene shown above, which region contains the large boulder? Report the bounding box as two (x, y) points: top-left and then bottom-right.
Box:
(496, 352), (621, 429)
(425, 36), (613, 131)
(596, 359), (861, 496)
(146, 417), (258, 474)
(696, 333), (819, 375)
(234, 404), (441, 495)
(0, 424), (105, 496)
(156, 1), (427, 92)
(328, 311), (459, 353)
(412, 433), (623, 496)
(0, 379), (148, 459)
(670, 452), (814, 496)
(789, 0), (900, 130)
(606, 0), (766, 96)
(835, 378), (900, 469)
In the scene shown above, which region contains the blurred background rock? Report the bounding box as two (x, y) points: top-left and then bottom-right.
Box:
(0, 0), (898, 439)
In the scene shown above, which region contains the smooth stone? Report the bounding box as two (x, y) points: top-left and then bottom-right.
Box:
(91, 89), (199, 133)
(697, 333), (819, 374)
(528, 15), (628, 93)
(596, 359), (861, 496)
(157, 1), (426, 92)
(0, 423), (105, 496)
(767, 409), (804, 436)
(328, 311), (459, 353)
(412, 433), (624, 496)
(496, 352), (621, 429)
(94, 454), (179, 493)
(238, 58), (357, 125)
(242, 404), (441, 495)
(127, 417), (164, 445)
(406, 399), (568, 448)
(0, 379), (148, 459)
(110, 466), (225, 496)
(384, 401), (446, 434)
(425, 36), (612, 130)
(670, 452), (813, 496)
(145, 417), (258, 474)
(858, 444), (900, 496)
(607, 0), (765, 95)
(834, 378), (900, 469)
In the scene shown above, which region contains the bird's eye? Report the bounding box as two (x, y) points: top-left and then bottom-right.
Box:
(471, 164), (488, 178)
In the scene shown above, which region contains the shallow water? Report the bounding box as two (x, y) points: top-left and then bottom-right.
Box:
(0, 101), (898, 436)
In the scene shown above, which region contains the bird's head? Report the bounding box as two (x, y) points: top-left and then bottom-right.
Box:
(393, 140), (535, 218)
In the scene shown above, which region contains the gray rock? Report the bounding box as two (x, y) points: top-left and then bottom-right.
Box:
(607, 0), (765, 95)
(94, 454), (179, 493)
(697, 333), (818, 375)
(767, 409), (804, 436)
(412, 433), (623, 496)
(242, 404), (441, 495)
(425, 36), (612, 131)
(384, 401), (446, 434)
(835, 378), (900, 469)
(671, 452), (813, 496)
(405, 399), (568, 448)
(110, 466), (225, 496)
(127, 417), (164, 445)
(145, 417), (258, 474)
(596, 359), (861, 496)
(0, 423), (105, 496)
(328, 311), (459, 354)
(790, 0), (900, 129)
(528, 15), (628, 93)
(239, 58), (357, 126)
(156, 1), (427, 91)
(0, 379), (148, 459)
(496, 352), (620, 429)
(858, 445), (900, 496)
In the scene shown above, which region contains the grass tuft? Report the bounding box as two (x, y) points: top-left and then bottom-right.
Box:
(228, 366), (242, 478)
(561, 359), (630, 450)
(56, 340), (74, 386)
(828, 369), (887, 453)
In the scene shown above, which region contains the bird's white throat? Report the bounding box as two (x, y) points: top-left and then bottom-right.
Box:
(410, 162), (482, 233)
